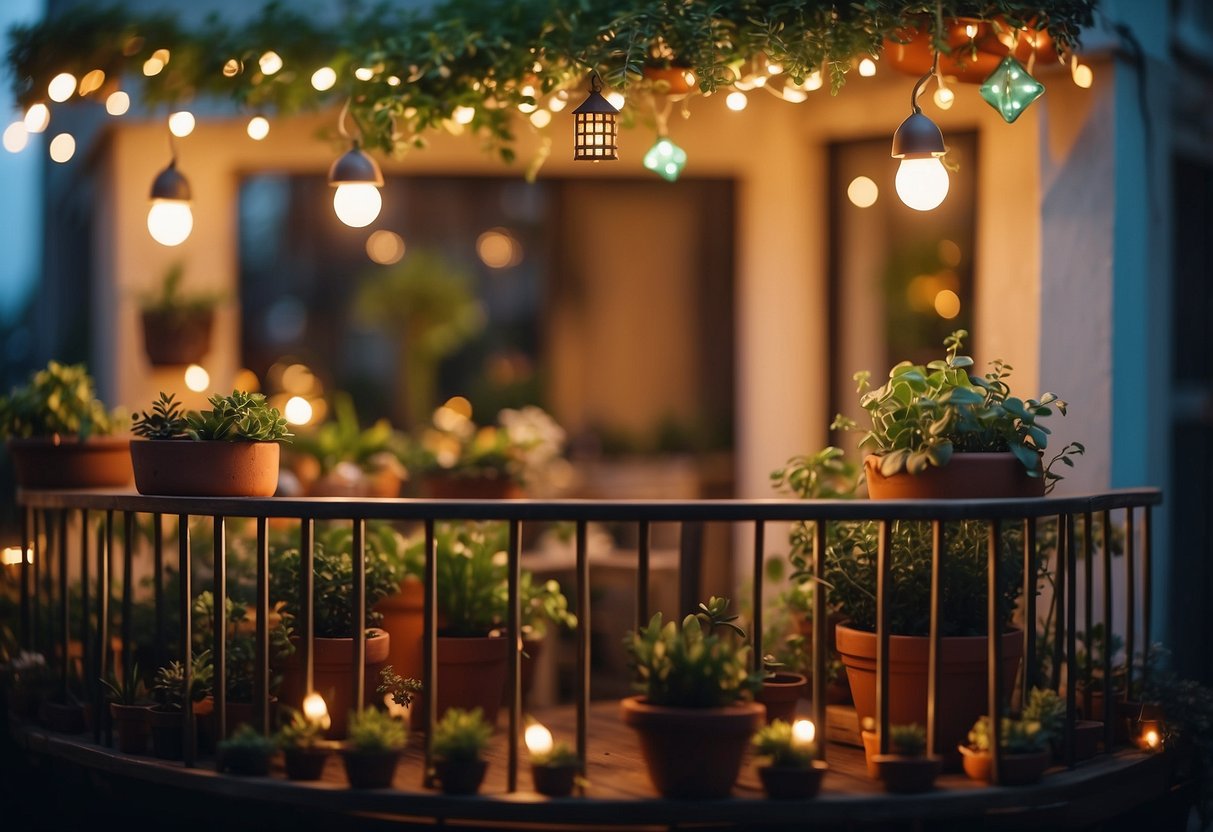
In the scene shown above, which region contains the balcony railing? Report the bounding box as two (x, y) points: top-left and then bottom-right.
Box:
(5, 487), (1164, 823)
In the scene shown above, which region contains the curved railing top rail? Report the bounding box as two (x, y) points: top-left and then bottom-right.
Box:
(16, 487), (1162, 520)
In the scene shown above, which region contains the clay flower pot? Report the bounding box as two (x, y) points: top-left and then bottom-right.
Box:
(376, 578), (424, 685)
(873, 754), (943, 793)
(409, 635), (510, 732)
(148, 707), (188, 760)
(142, 308), (214, 367)
(7, 436), (132, 489)
(642, 64), (696, 95)
(341, 748), (402, 789)
(420, 472), (522, 499)
(836, 625), (1022, 769)
(110, 703), (152, 754)
(864, 452), (1044, 500)
(283, 745), (332, 781)
(531, 762), (577, 797)
(757, 761), (828, 800)
(434, 759), (490, 795)
(882, 17), (1058, 84)
(960, 745), (1052, 785)
(757, 672), (809, 724)
(620, 696), (766, 798)
(279, 629), (391, 739)
(861, 730), (880, 778)
(131, 439), (280, 497)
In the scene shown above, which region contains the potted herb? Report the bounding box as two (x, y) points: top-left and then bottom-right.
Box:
(431, 707), (493, 795)
(130, 391), (291, 496)
(101, 662), (152, 754)
(140, 261), (221, 367)
(216, 723), (276, 776)
(288, 393), (407, 498)
(621, 606), (764, 798)
(773, 448), (1033, 769)
(1022, 686), (1102, 761)
(871, 723), (942, 793)
(840, 330), (1083, 499)
(525, 721), (579, 797)
(0, 361), (130, 488)
(961, 714), (1053, 785)
(752, 718), (828, 799)
(341, 708), (408, 789)
(276, 702), (335, 781)
(271, 525), (401, 737)
(148, 650), (214, 760)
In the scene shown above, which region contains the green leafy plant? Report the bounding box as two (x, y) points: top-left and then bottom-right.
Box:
(967, 714), (1050, 754)
(191, 591), (295, 702)
(186, 391), (292, 442)
(151, 650), (214, 712)
(140, 261), (221, 317)
(276, 707), (326, 750)
(288, 392), (407, 478)
(0, 360), (125, 439)
(431, 707), (492, 764)
(346, 708), (408, 753)
(624, 610), (762, 708)
(889, 723), (927, 757)
(217, 723), (276, 757)
(376, 666), (423, 710)
(100, 662), (149, 706)
(1020, 687), (1066, 743)
(522, 572), (577, 639)
(838, 330), (1083, 486)
(752, 719), (815, 768)
(132, 392), (189, 439)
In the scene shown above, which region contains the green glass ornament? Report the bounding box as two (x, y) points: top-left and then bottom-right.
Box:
(643, 137), (687, 182)
(979, 56), (1044, 124)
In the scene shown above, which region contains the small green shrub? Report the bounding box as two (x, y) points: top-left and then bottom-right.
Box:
(346, 708), (407, 753)
(752, 719), (815, 768)
(967, 715), (1049, 754)
(431, 707), (492, 764)
(0, 361), (125, 439)
(624, 610), (762, 708)
(889, 723), (927, 757)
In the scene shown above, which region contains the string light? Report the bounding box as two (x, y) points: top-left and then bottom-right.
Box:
(168, 111), (195, 137)
(48, 133), (75, 163)
(859, 58), (877, 77)
(606, 91), (625, 110)
(148, 151), (194, 247)
(222, 59), (241, 77)
(354, 67), (374, 81)
(933, 83), (955, 110)
(78, 69), (106, 96)
(105, 91), (130, 116)
(47, 72), (76, 102)
(311, 66), (336, 90)
(184, 364), (209, 392)
(452, 105), (475, 125)
(3, 122), (28, 153)
(1071, 58), (1093, 89)
(529, 109), (552, 128)
(329, 140), (383, 227)
(548, 93), (568, 113)
(143, 57), (165, 76)
(24, 103), (49, 133)
(725, 90), (748, 111)
(247, 116), (270, 140)
(259, 51), (283, 75)
(805, 71), (823, 91)
(891, 63), (949, 211)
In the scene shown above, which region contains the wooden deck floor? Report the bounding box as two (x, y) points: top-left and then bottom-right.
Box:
(8, 701), (1178, 830)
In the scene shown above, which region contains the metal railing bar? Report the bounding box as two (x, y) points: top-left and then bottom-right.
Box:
(214, 515), (227, 741)
(256, 517), (269, 735)
(1051, 515), (1066, 692)
(1124, 508), (1136, 701)
(751, 521), (764, 676)
(636, 519), (650, 629)
(811, 520), (827, 762)
(80, 509), (92, 740)
(58, 510), (68, 701)
(352, 518), (366, 717)
(1023, 516), (1037, 707)
(576, 519), (589, 780)
(154, 514), (165, 669)
(1083, 511), (1093, 702)
(988, 518), (1003, 786)
(122, 512), (135, 689)
(1064, 513), (1077, 768)
(875, 519), (891, 755)
(32, 508), (41, 652)
(300, 518), (315, 695)
(507, 518), (522, 793)
(1101, 509), (1114, 752)
(1142, 506), (1152, 688)
(422, 518), (437, 788)
(927, 520), (944, 759)
(179, 514), (193, 767)
(19, 505), (30, 649)
(99, 511), (112, 747)
(677, 521), (702, 618)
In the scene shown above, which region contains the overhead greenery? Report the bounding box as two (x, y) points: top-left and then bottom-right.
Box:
(7, 1), (1097, 162)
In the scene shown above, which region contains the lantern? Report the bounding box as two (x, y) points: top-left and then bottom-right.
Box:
(572, 73), (618, 161)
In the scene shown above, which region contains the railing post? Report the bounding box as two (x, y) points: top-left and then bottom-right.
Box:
(1022, 516), (1036, 703)
(636, 519), (650, 629)
(32, 509), (41, 653)
(79, 510), (92, 740)
(507, 519), (522, 793)
(988, 518), (1003, 786)
(422, 518), (437, 788)
(154, 514), (166, 670)
(1083, 511), (1094, 701)
(300, 518), (314, 696)
(214, 516), (227, 741)
(751, 521), (764, 676)
(1124, 508), (1136, 701)
(178, 514), (193, 767)
(1142, 506), (1153, 688)
(99, 511), (112, 747)
(1065, 513), (1078, 768)
(351, 518), (366, 716)
(19, 505), (30, 649)
(875, 520), (891, 754)
(58, 510), (68, 703)
(1051, 514), (1066, 692)
(122, 512), (135, 689)
(811, 520), (827, 761)
(255, 517), (269, 734)
(927, 520), (944, 758)
(576, 519), (590, 782)
(1101, 510), (1114, 751)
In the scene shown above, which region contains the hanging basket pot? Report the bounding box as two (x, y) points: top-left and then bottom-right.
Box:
(883, 17), (1058, 84)
(142, 308), (214, 367)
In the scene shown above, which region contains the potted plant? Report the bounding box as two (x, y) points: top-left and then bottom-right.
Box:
(192, 590), (295, 737)
(130, 391), (291, 496)
(840, 330), (1083, 499)
(288, 393), (407, 498)
(1, 650), (53, 720)
(101, 662), (152, 754)
(525, 721), (579, 797)
(961, 714), (1053, 785)
(1022, 686), (1102, 761)
(140, 261), (221, 366)
(620, 605), (764, 798)
(216, 723), (276, 776)
(752, 718), (828, 799)
(271, 525), (401, 738)
(0, 361), (131, 488)
(871, 723), (942, 793)
(276, 704), (335, 781)
(148, 650), (214, 760)
(430, 707), (493, 795)
(340, 707), (408, 789)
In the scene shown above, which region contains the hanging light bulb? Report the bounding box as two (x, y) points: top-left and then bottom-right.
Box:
(147, 157), (193, 246)
(572, 73), (619, 161)
(725, 90), (748, 111)
(858, 58), (877, 77)
(891, 66), (949, 212)
(328, 140), (383, 227)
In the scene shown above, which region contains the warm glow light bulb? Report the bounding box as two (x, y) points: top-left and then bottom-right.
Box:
(354, 67), (374, 81)
(168, 111), (195, 138)
(259, 51), (283, 75)
(606, 91), (625, 110)
(4, 122), (28, 153)
(247, 116), (270, 140)
(147, 200), (194, 246)
(792, 719), (816, 747)
(24, 103), (49, 134)
(183, 364), (210, 392)
(332, 183), (382, 228)
(1145, 729), (1160, 749)
(48, 133), (75, 163)
(311, 67), (337, 91)
(106, 91), (130, 116)
(859, 58), (877, 77)
(47, 73), (77, 102)
(805, 71), (823, 91)
(547, 95), (567, 113)
(302, 692), (330, 728)
(933, 86), (955, 110)
(143, 58), (165, 77)
(525, 723), (554, 756)
(895, 157), (950, 211)
(452, 105), (475, 124)
(726, 90), (748, 111)
(1072, 63), (1093, 89)
(284, 396), (313, 425)
(529, 109), (552, 128)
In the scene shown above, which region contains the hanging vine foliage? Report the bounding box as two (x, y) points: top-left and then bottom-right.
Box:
(6, 1), (1097, 162)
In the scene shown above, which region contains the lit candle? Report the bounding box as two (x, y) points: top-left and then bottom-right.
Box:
(2, 546), (32, 566)
(302, 692), (331, 729)
(525, 722), (555, 759)
(792, 719), (816, 748)
(1136, 719), (1162, 751)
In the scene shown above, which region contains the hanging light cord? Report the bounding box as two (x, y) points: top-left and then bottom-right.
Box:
(909, 50), (939, 114)
(338, 96), (354, 141)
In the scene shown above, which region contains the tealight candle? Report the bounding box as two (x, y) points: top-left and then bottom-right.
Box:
(302, 692), (331, 730)
(525, 722), (555, 759)
(792, 719), (816, 748)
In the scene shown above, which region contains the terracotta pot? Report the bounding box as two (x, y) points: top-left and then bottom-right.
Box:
(757, 673), (808, 724)
(620, 696), (765, 798)
(873, 754), (942, 793)
(7, 436), (132, 489)
(864, 452), (1044, 500)
(147, 707), (187, 760)
(861, 730), (880, 778)
(223, 698), (279, 739)
(110, 703), (152, 754)
(131, 439), (280, 497)
(960, 745), (1051, 785)
(410, 635), (510, 732)
(307, 468), (402, 498)
(283, 745), (331, 781)
(531, 762), (577, 797)
(434, 759), (489, 795)
(420, 473), (522, 499)
(835, 624), (1023, 770)
(883, 17), (1058, 84)
(502, 635), (544, 708)
(39, 700), (86, 733)
(279, 629), (391, 739)
(142, 308), (214, 367)
(757, 761), (828, 800)
(1085, 692), (1160, 745)
(376, 578), (424, 684)
(642, 65), (696, 95)
(217, 742), (272, 776)
(341, 748), (402, 789)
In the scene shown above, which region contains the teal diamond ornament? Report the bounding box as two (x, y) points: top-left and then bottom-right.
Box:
(643, 137), (687, 182)
(979, 56), (1044, 124)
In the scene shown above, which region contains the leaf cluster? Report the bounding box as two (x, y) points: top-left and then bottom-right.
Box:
(186, 391), (292, 442)
(889, 723), (927, 757)
(967, 713), (1050, 754)
(376, 665), (423, 710)
(132, 392), (189, 439)
(100, 662), (149, 706)
(624, 611), (762, 708)
(140, 261), (222, 316)
(751, 719), (815, 768)
(276, 707), (326, 750)
(431, 707), (492, 764)
(217, 723), (276, 755)
(191, 591), (295, 702)
(151, 650), (214, 711)
(346, 707), (407, 753)
(0, 361), (126, 440)
(288, 392), (407, 477)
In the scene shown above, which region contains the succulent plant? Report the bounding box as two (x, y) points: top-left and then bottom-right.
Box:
(752, 719), (815, 769)
(186, 391), (292, 442)
(431, 707), (492, 764)
(1020, 688), (1066, 743)
(967, 715), (1050, 754)
(376, 665), (422, 710)
(346, 708), (407, 753)
(276, 707), (326, 750)
(889, 723), (927, 757)
(151, 650), (213, 712)
(132, 392), (189, 439)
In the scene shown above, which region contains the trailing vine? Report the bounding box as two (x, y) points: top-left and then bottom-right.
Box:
(5, 1), (1097, 163)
